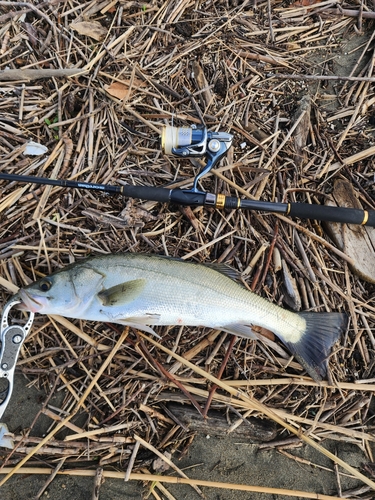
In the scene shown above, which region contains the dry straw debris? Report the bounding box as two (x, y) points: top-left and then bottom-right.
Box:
(0, 0), (375, 498)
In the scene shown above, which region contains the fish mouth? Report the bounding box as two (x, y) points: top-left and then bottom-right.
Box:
(17, 289), (44, 313)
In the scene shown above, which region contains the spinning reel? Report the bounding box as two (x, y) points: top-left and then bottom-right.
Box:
(161, 125), (233, 193)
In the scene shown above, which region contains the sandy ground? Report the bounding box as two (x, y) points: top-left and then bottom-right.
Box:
(0, 374), (372, 500)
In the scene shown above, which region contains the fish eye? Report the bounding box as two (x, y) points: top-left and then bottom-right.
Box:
(39, 279), (52, 292)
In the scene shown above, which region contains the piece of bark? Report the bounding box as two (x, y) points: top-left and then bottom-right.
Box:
(91, 467), (104, 500)
(282, 259), (302, 311)
(70, 21), (107, 41)
(166, 403), (278, 442)
(324, 179), (375, 283)
(0, 68), (87, 82)
(192, 61), (213, 108)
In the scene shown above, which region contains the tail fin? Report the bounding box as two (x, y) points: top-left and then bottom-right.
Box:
(284, 312), (348, 382)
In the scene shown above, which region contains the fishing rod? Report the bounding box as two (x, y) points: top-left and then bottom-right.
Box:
(0, 125), (374, 227)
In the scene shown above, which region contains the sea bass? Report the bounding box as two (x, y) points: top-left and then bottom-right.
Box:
(15, 253), (347, 382)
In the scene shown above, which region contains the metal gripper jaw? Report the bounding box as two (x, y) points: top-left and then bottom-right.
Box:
(0, 298), (34, 420)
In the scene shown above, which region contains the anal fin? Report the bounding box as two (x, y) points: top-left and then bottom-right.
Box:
(221, 323), (257, 340)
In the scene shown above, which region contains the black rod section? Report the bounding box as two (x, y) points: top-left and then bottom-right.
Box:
(239, 198), (288, 214)
(238, 197), (375, 227)
(289, 202), (375, 226)
(0, 172), (206, 205)
(1, 172), (374, 227)
(122, 184), (172, 203)
(0, 172), (122, 194)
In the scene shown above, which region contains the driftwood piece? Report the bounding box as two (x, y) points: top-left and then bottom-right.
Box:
(167, 403), (278, 442)
(82, 208), (140, 229)
(293, 95), (311, 168)
(91, 467), (104, 500)
(82, 203), (158, 229)
(324, 179), (375, 283)
(0, 68), (87, 82)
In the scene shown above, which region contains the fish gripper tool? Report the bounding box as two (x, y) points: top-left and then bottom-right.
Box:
(0, 298), (34, 419)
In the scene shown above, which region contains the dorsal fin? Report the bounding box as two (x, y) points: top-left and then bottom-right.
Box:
(203, 262), (241, 281)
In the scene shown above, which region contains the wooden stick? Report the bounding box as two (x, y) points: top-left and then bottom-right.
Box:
(64, 422), (134, 442)
(83, 28), (135, 71)
(225, 378), (375, 392)
(271, 73), (375, 83)
(328, 144), (375, 171)
(124, 441), (141, 482)
(0, 69), (87, 81)
(33, 458), (66, 500)
(323, 7), (375, 19)
(0, 468), (351, 499)
(181, 230), (236, 260)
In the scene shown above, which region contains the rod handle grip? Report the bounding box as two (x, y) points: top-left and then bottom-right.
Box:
(288, 203), (375, 227)
(121, 186), (207, 206)
(121, 185), (171, 203)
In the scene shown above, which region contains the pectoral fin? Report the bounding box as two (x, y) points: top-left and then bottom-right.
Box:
(98, 279), (146, 306)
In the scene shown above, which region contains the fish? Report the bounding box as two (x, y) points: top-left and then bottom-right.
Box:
(14, 253), (347, 382)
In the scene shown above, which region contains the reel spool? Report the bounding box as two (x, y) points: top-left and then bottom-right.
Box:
(161, 125), (208, 156)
